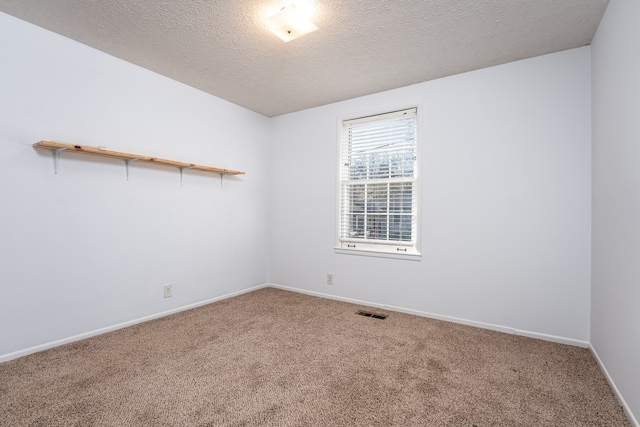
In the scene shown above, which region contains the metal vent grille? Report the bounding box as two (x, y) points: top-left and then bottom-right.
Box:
(355, 310), (387, 320)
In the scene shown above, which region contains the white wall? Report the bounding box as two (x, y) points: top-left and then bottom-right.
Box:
(0, 12), (270, 359)
(270, 47), (592, 344)
(591, 0), (640, 423)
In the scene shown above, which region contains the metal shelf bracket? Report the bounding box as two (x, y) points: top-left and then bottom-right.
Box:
(179, 166), (193, 186)
(124, 158), (139, 181)
(52, 147), (67, 174)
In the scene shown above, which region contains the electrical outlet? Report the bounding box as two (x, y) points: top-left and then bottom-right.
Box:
(327, 273), (334, 285)
(164, 284), (173, 298)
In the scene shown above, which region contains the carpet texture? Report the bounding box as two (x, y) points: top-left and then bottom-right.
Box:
(0, 288), (631, 426)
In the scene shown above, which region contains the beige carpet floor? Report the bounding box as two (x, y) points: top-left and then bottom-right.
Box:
(0, 287), (631, 426)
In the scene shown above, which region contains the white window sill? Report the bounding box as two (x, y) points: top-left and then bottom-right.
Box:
(334, 247), (422, 261)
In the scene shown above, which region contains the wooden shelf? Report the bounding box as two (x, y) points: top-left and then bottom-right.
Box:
(33, 141), (245, 176)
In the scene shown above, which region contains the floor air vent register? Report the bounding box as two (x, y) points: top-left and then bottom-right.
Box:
(355, 310), (388, 320)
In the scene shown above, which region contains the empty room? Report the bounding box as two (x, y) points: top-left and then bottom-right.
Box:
(0, 0), (638, 425)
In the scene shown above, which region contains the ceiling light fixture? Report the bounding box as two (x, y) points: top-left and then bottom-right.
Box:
(261, 3), (318, 42)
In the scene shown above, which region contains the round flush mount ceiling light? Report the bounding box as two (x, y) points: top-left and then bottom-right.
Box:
(261, 3), (318, 42)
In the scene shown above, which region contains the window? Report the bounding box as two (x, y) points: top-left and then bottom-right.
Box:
(337, 108), (420, 258)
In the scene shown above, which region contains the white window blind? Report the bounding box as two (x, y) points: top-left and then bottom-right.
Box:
(339, 108), (419, 256)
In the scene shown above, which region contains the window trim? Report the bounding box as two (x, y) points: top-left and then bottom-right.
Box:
(334, 103), (422, 260)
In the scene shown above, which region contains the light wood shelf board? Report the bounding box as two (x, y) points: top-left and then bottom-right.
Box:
(33, 141), (245, 175)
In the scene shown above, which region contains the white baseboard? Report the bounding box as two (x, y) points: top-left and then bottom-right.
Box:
(515, 329), (589, 348)
(3, 282), (634, 425)
(590, 344), (639, 427)
(0, 283), (269, 363)
(2, 282), (589, 364)
(266, 283), (589, 348)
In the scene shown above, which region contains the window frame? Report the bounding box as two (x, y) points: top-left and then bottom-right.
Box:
(335, 105), (422, 261)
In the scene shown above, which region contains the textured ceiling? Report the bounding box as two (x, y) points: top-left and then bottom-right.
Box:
(0, 0), (609, 117)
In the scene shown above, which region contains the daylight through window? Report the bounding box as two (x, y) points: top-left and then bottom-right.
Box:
(338, 108), (419, 256)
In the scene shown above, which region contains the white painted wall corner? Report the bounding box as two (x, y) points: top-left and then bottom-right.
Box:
(590, 344), (640, 427)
